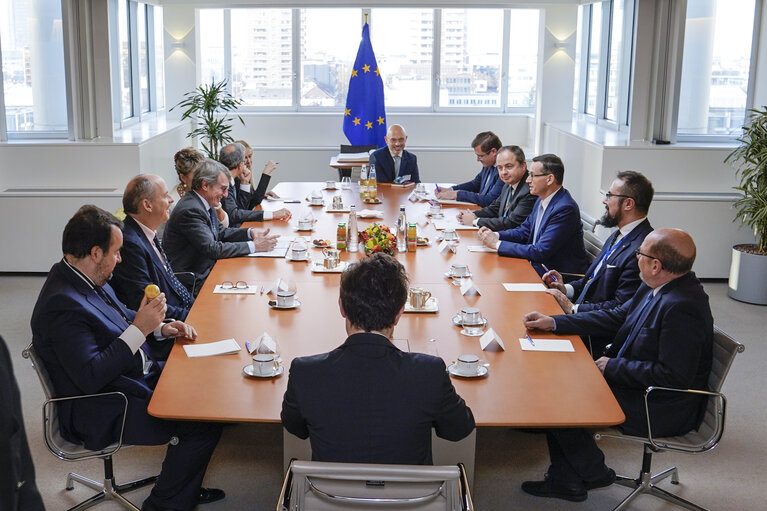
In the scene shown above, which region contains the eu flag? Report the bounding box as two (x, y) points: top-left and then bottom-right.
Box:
(343, 23), (386, 147)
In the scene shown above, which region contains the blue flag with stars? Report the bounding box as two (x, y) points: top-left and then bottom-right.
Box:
(343, 23), (386, 147)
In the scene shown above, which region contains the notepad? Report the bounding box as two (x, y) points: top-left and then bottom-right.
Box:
(503, 283), (547, 292)
(247, 239), (291, 258)
(183, 338), (241, 357)
(213, 284), (258, 294)
(468, 245), (497, 253)
(518, 338), (575, 352)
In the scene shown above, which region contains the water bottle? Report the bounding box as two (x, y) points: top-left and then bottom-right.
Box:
(368, 164), (377, 199)
(348, 205), (359, 252)
(397, 205), (408, 253)
(360, 165), (369, 199)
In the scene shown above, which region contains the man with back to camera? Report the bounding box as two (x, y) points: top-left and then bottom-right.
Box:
(542, 171), (654, 356)
(455, 145), (536, 230)
(218, 142), (290, 227)
(520, 228), (713, 502)
(435, 131), (503, 206)
(162, 158), (280, 291)
(369, 124), (420, 183)
(31, 205), (224, 511)
(281, 253), (475, 464)
(478, 153), (590, 278)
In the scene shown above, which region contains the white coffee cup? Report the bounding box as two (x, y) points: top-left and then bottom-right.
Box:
(456, 354), (479, 376)
(326, 180), (336, 189)
(450, 263), (469, 277)
(429, 204), (442, 216)
(253, 353), (279, 376)
(310, 197), (323, 205)
(460, 306), (482, 325)
(276, 290), (296, 307)
(291, 245), (307, 260)
(298, 219), (313, 230)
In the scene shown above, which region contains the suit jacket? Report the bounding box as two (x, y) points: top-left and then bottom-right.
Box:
(369, 147), (420, 183)
(236, 173), (270, 210)
(1, 336), (45, 511)
(281, 332), (475, 465)
(221, 176), (267, 227)
(496, 187), (590, 277)
(571, 219), (654, 313)
(553, 272), (713, 437)
(453, 166), (503, 206)
(31, 262), (168, 450)
(163, 192), (252, 283)
(111, 216), (190, 321)
(474, 177), (537, 231)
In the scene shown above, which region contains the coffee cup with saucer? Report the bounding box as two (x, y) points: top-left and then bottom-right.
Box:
(244, 353), (283, 378)
(447, 354), (488, 378)
(290, 242), (308, 261)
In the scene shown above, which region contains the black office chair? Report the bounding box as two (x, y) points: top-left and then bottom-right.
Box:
(594, 326), (744, 511)
(23, 342), (158, 511)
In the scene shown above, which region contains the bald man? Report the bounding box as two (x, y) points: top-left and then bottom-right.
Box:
(369, 124), (420, 183)
(519, 229), (713, 502)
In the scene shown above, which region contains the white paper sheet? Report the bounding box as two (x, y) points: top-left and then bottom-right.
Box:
(468, 245), (497, 253)
(432, 219), (479, 230)
(213, 284), (258, 294)
(518, 338), (575, 352)
(183, 338), (241, 357)
(503, 283), (548, 292)
(247, 239), (291, 258)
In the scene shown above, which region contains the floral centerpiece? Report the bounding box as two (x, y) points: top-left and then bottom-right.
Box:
(359, 223), (397, 255)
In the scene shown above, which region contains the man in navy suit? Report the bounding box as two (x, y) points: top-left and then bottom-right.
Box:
(436, 131), (503, 206)
(520, 229), (713, 502)
(112, 175), (194, 326)
(281, 253), (474, 464)
(31, 205), (225, 511)
(218, 142), (290, 227)
(542, 171), (655, 355)
(456, 145), (536, 230)
(478, 154), (590, 277)
(369, 124), (420, 183)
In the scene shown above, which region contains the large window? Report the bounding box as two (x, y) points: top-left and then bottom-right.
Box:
(200, 7), (539, 112)
(677, 0), (756, 137)
(0, 0), (69, 136)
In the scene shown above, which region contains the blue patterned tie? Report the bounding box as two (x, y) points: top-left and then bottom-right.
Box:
(575, 232), (622, 304)
(153, 236), (194, 309)
(209, 206), (218, 235)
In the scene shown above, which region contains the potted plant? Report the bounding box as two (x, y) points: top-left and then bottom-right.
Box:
(171, 79), (244, 159)
(724, 106), (767, 304)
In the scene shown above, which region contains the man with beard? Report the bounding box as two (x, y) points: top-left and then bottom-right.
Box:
(542, 171), (654, 356)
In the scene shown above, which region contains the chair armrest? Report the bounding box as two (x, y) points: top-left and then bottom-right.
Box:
(643, 386), (726, 452)
(277, 459), (296, 511)
(174, 271), (198, 295)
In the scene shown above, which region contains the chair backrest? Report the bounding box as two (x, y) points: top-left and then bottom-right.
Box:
(279, 460), (473, 511)
(709, 326), (745, 393)
(340, 144), (378, 154)
(580, 218), (604, 262)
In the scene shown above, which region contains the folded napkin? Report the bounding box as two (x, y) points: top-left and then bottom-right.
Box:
(357, 209), (384, 219)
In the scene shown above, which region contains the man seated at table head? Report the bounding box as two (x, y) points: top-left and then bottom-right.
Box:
(31, 205), (225, 511)
(217, 142), (290, 227)
(436, 131), (503, 206)
(235, 139), (280, 200)
(542, 171), (654, 355)
(369, 124), (420, 184)
(281, 253), (475, 464)
(477, 153), (590, 278)
(163, 158), (280, 290)
(456, 145), (537, 231)
(519, 228), (713, 502)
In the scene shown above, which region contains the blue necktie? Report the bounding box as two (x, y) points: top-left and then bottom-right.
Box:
(617, 292), (655, 357)
(209, 207), (218, 235)
(533, 202), (544, 243)
(153, 236), (194, 309)
(575, 232), (622, 304)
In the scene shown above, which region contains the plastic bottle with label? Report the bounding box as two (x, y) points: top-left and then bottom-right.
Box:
(348, 205), (359, 253)
(397, 206), (407, 253)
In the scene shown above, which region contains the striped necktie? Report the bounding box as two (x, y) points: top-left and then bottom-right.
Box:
(153, 236), (194, 308)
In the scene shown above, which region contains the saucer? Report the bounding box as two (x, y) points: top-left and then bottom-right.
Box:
(309, 201), (324, 207)
(268, 299), (302, 309)
(243, 364), (285, 378)
(444, 271), (472, 279)
(447, 363), (488, 378)
(404, 297), (439, 313)
(460, 327), (486, 337)
(295, 226), (314, 232)
(286, 255), (309, 262)
(311, 261), (347, 273)
(451, 314), (488, 327)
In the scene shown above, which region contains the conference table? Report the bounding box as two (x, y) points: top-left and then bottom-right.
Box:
(147, 182), (624, 482)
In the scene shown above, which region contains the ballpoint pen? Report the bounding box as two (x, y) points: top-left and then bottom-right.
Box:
(245, 341), (252, 353)
(541, 264), (557, 282)
(435, 184), (441, 193)
(526, 334), (535, 346)
(260, 285), (264, 295)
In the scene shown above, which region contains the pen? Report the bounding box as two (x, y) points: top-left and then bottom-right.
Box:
(541, 264), (557, 282)
(245, 341), (252, 353)
(526, 334), (535, 347)
(435, 184), (441, 193)
(260, 285), (264, 295)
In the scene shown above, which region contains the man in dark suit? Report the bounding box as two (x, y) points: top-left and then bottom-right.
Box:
(478, 154), (590, 278)
(542, 171), (655, 355)
(281, 253), (475, 464)
(112, 175), (193, 325)
(1, 335), (45, 511)
(520, 229), (713, 502)
(218, 142), (290, 227)
(456, 145), (536, 230)
(163, 158), (280, 288)
(369, 124), (420, 183)
(436, 131), (503, 206)
(31, 205), (224, 511)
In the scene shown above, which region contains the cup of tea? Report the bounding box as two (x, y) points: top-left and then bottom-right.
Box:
(456, 354), (480, 376)
(276, 290), (297, 307)
(409, 287), (432, 309)
(291, 243), (307, 260)
(253, 353), (280, 376)
(322, 248), (340, 269)
(450, 263), (469, 278)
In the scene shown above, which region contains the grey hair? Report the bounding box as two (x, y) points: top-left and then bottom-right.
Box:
(191, 158), (230, 191)
(218, 143), (245, 170)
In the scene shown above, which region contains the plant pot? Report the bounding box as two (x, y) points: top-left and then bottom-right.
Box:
(728, 245), (767, 305)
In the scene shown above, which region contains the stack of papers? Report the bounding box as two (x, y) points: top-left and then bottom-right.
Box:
(247, 239), (291, 258)
(183, 338), (241, 357)
(336, 152), (370, 163)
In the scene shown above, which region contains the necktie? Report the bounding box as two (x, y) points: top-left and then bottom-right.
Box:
(153, 236), (194, 309)
(616, 292), (656, 358)
(394, 155), (401, 175)
(533, 202), (544, 243)
(502, 186), (514, 216)
(94, 286), (130, 326)
(230, 183), (237, 201)
(575, 232), (623, 304)
(209, 207), (218, 235)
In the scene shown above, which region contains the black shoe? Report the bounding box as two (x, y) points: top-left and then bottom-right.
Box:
(585, 468), (616, 490)
(197, 487), (225, 505)
(522, 476), (587, 502)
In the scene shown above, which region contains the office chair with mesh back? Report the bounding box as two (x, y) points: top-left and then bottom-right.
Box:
(23, 342), (158, 511)
(277, 459), (474, 511)
(594, 326), (745, 511)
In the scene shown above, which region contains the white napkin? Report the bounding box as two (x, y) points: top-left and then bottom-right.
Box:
(357, 209), (384, 219)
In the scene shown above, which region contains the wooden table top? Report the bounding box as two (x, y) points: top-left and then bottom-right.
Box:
(148, 182), (625, 428)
